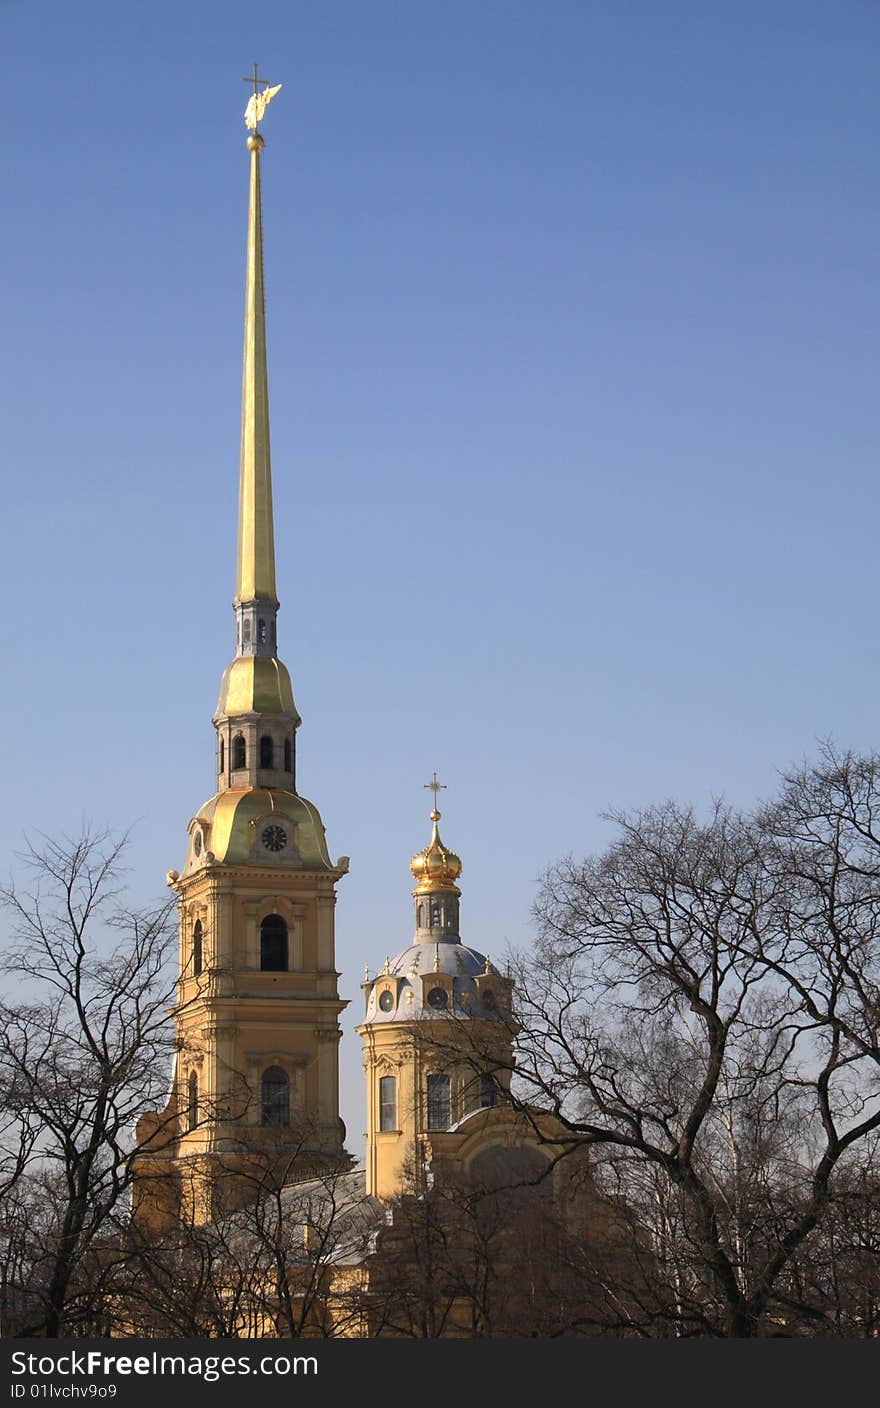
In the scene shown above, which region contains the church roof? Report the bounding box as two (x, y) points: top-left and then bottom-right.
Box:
(361, 941), (508, 1025)
(410, 810), (462, 895)
(236, 128), (277, 608)
(188, 787), (335, 869)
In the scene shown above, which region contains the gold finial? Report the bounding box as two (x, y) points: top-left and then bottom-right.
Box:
(364, 964), (370, 983)
(434, 944), (440, 973)
(242, 63), (282, 136)
(423, 771), (446, 821)
(484, 955), (491, 975)
(383, 955), (391, 976)
(410, 776), (462, 896)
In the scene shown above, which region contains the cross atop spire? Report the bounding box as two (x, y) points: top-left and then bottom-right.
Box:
(423, 772), (447, 819)
(242, 62), (275, 97)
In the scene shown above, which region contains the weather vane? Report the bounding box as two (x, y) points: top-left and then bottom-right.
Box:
(424, 771), (447, 815)
(242, 62), (282, 133)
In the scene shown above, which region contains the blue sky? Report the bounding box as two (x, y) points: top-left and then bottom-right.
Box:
(2, 0), (878, 1150)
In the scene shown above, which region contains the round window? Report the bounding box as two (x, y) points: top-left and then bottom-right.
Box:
(427, 986), (449, 1010)
(193, 832), (202, 857)
(378, 989), (394, 1012)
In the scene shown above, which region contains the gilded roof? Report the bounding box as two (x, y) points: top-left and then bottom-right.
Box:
(235, 136), (278, 607)
(192, 787), (333, 868)
(214, 655), (300, 722)
(410, 811), (462, 895)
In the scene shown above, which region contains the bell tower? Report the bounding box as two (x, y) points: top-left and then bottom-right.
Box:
(134, 75), (349, 1228)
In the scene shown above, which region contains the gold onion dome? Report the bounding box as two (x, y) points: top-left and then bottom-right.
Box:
(410, 809), (462, 895)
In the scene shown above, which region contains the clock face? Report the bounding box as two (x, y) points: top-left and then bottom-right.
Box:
(427, 986), (449, 1010)
(378, 989), (394, 1012)
(262, 825), (287, 853)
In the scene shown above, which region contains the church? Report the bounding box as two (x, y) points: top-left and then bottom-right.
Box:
(130, 83), (637, 1332)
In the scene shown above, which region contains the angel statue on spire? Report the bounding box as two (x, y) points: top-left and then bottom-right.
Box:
(244, 82), (282, 131)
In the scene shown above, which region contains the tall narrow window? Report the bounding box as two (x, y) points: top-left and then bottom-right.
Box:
(431, 903), (441, 927)
(283, 738), (291, 772)
(242, 619), (252, 644)
(219, 737), (225, 773)
(418, 904), (425, 928)
(260, 914), (288, 972)
(426, 1073), (450, 1130)
(192, 919), (203, 976)
(379, 1075), (397, 1132)
(480, 1074), (497, 1109)
(233, 735), (246, 770)
(258, 618), (267, 645)
(260, 735), (274, 769)
(261, 1066), (290, 1126)
(187, 1071), (198, 1132)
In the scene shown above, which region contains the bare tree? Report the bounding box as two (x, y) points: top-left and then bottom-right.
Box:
(0, 829), (179, 1336)
(113, 1158), (380, 1339)
(798, 1143), (880, 1335)
(493, 746), (880, 1336)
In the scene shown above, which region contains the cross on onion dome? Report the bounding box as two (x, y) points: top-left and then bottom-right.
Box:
(423, 771), (447, 817)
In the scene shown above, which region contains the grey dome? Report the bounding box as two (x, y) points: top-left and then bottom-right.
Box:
(362, 942), (505, 1025)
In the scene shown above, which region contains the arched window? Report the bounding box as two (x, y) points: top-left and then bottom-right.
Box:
(219, 737), (225, 773)
(192, 919), (203, 976)
(260, 914), (288, 972)
(431, 903), (441, 928)
(260, 735), (274, 769)
(418, 904), (425, 928)
(261, 1066), (290, 1126)
(379, 1075), (397, 1131)
(283, 738), (291, 772)
(480, 1074), (497, 1109)
(426, 1073), (450, 1130)
(258, 618), (267, 645)
(187, 1071), (198, 1132)
(242, 619), (252, 644)
(233, 734), (246, 770)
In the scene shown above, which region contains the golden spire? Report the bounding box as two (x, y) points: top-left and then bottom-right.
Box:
(235, 65), (280, 607)
(410, 774), (462, 895)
